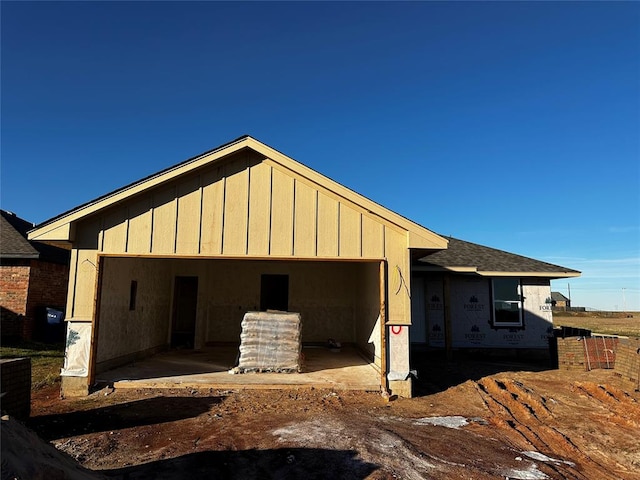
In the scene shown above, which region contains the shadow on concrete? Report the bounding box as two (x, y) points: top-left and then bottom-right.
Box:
(411, 349), (553, 397)
(102, 448), (378, 479)
(27, 395), (222, 441)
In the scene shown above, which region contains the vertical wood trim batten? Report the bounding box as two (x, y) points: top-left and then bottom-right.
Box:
(198, 178), (204, 254)
(291, 178), (296, 256)
(149, 194), (155, 253)
(220, 175), (227, 255)
(99, 217), (105, 252)
(314, 190), (319, 257)
(173, 188), (179, 254)
(124, 215), (130, 254)
(268, 165), (273, 255)
(290, 176), (295, 256)
(245, 160), (251, 255)
(359, 212), (363, 258)
(337, 201), (341, 257)
(382, 224), (387, 258)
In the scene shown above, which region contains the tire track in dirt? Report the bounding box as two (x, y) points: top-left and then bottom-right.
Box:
(573, 382), (640, 427)
(569, 381), (640, 478)
(474, 377), (611, 480)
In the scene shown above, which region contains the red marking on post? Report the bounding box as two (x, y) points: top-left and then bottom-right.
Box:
(391, 326), (402, 335)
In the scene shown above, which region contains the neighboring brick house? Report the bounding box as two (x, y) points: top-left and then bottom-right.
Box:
(1, 210), (70, 341)
(551, 291), (571, 311)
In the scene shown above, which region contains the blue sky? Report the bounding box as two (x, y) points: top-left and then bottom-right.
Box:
(2, 1), (639, 311)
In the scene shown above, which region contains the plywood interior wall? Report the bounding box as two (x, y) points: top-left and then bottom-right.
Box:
(96, 258), (172, 364)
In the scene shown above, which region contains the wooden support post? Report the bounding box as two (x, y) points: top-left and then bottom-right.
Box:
(380, 260), (389, 394)
(88, 255), (104, 388)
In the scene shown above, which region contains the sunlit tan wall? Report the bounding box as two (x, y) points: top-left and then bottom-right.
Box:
(66, 150), (413, 328)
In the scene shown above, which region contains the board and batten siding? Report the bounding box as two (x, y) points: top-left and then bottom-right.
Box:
(91, 152), (401, 258)
(67, 151), (412, 323)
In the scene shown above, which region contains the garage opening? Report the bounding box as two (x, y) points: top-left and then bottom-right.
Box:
(94, 257), (383, 391)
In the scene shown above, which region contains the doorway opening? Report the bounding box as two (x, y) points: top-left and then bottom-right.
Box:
(260, 274), (289, 311)
(171, 276), (198, 348)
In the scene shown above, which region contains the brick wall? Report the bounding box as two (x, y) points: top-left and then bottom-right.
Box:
(27, 260), (69, 308)
(556, 337), (588, 371)
(0, 259), (69, 341)
(557, 335), (631, 375)
(0, 358), (31, 419)
(614, 338), (640, 387)
(0, 263), (31, 339)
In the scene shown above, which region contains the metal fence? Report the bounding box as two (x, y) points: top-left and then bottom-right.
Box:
(583, 335), (619, 370)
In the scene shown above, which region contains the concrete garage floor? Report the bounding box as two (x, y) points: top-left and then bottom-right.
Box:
(96, 345), (381, 392)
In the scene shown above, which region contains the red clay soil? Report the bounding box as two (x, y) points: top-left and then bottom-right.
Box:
(5, 360), (640, 480)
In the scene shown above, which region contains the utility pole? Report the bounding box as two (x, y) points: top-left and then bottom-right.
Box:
(622, 288), (626, 312)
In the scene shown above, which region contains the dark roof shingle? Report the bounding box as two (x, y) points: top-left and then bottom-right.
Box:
(1, 210), (70, 264)
(417, 236), (580, 277)
(551, 291), (570, 302)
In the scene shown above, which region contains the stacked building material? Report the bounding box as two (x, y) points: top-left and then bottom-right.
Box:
(233, 311), (302, 373)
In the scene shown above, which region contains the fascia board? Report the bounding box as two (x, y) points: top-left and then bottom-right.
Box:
(408, 231), (448, 250)
(412, 266), (581, 279)
(412, 265), (479, 273)
(28, 222), (75, 242)
(478, 271), (582, 278)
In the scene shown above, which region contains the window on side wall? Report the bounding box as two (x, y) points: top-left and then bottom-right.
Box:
(491, 278), (522, 327)
(129, 280), (138, 311)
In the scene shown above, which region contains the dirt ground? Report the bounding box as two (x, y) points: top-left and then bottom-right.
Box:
(2, 356), (636, 480)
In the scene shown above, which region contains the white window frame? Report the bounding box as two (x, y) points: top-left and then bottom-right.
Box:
(491, 278), (523, 327)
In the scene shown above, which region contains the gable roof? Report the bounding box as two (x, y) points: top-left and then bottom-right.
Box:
(1, 210), (70, 264)
(28, 136), (447, 250)
(415, 236), (580, 278)
(551, 291), (570, 302)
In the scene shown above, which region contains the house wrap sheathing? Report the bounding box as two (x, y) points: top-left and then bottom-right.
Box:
(29, 136), (447, 397)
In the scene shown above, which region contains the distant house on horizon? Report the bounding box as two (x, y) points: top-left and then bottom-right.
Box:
(0, 210), (70, 341)
(551, 291), (571, 311)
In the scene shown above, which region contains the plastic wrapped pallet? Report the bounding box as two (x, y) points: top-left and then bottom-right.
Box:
(233, 311), (302, 373)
